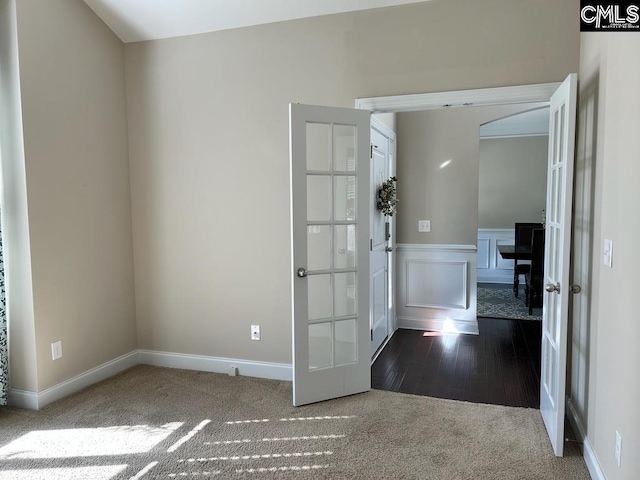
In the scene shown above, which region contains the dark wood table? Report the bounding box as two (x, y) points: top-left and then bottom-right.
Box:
(498, 245), (534, 300)
(497, 244), (532, 261)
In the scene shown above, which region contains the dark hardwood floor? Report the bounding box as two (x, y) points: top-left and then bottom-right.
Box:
(371, 318), (542, 408)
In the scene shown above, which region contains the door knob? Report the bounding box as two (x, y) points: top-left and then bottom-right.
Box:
(545, 282), (560, 293)
(296, 267), (307, 278)
(571, 284), (582, 294)
(385, 246), (394, 252)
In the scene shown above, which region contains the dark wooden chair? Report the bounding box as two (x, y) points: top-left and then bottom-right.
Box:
(525, 228), (545, 315)
(513, 223), (543, 297)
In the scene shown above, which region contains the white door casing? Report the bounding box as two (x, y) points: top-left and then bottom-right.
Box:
(540, 74), (577, 457)
(290, 103), (371, 407)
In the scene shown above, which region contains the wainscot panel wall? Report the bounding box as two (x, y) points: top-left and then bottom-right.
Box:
(477, 229), (516, 284)
(396, 244), (477, 335)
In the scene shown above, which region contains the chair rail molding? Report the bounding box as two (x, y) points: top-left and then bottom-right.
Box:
(396, 243), (478, 335)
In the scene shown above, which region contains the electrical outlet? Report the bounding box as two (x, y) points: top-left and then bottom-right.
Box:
(418, 220), (431, 233)
(251, 325), (260, 341)
(615, 431), (622, 466)
(51, 340), (63, 361)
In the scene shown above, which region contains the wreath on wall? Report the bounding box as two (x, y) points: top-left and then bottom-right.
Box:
(376, 176), (398, 216)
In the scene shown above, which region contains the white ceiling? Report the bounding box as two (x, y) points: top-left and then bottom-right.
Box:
(83, 0), (431, 43)
(480, 107), (550, 138)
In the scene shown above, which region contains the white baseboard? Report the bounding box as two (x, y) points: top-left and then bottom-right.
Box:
(8, 349), (293, 410)
(138, 350), (292, 382)
(7, 388), (39, 410)
(398, 316), (479, 335)
(8, 350), (139, 410)
(566, 397), (606, 480)
(477, 273), (513, 284)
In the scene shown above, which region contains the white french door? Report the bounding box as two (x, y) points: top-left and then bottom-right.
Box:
(540, 73), (577, 457)
(289, 103), (371, 407)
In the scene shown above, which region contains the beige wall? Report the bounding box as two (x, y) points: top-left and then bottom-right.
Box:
(396, 105), (546, 245)
(10, 0), (137, 391)
(572, 33), (640, 480)
(125, 0), (579, 363)
(0, 0), (37, 391)
(478, 136), (548, 229)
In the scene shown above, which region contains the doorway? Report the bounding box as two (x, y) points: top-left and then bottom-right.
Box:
(477, 107), (550, 321)
(357, 76), (578, 457)
(369, 116), (396, 359)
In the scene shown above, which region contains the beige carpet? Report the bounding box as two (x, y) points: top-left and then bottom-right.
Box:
(0, 366), (589, 479)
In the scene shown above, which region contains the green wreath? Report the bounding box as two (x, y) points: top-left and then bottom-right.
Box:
(376, 176), (398, 216)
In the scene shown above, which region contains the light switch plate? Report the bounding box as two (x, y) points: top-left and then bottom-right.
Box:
(418, 220), (431, 233)
(603, 239), (613, 268)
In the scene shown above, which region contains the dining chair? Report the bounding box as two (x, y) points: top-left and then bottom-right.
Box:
(525, 227), (545, 315)
(513, 222), (543, 297)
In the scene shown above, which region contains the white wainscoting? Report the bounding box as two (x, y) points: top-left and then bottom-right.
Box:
(477, 229), (518, 284)
(396, 244), (478, 335)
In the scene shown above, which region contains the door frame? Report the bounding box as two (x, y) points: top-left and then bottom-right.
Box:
(356, 82), (562, 338)
(355, 79), (576, 454)
(355, 83), (561, 113)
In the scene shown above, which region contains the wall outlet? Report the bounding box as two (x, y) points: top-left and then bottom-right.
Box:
(51, 340), (63, 361)
(251, 325), (260, 341)
(615, 430), (622, 466)
(418, 220), (431, 233)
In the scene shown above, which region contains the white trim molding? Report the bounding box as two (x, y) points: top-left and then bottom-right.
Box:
(396, 243), (478, 335)
(7, 389), (39, 410)
(477, 229), (517, 284)
(8, 350), (138, 410)
(396, 244), (476, 253)
(566, 397), (606, 480)
(370, 115), (396, 141)
(356, 82), (560, 113)
(8, 350), (293, 410)
(138, 350), (292, 382)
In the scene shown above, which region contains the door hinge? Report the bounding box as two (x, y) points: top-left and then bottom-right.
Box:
(370, 239), (373, 251)
(371, 329), (373, 341)
(370, 145), (373, 158)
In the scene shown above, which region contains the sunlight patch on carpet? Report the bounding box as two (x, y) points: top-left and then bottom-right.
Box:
(0, 423), (182, 459)
(0, 465), (127, 480)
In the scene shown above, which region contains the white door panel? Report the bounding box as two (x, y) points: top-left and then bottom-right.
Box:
(370, 129), (389, 355)
(290, 103), (370, 407)
(540, 74), (577, 456)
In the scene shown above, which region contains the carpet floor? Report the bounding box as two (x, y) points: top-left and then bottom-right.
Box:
(477, 283), (542, 321)
(0, 366), (589, 479)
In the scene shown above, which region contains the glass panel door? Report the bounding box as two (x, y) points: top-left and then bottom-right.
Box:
(290, 104), (370, 407)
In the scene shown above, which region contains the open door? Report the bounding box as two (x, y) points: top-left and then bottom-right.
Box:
(290, 103), (371, 406)
(540, 74), (577, 456)
(370, 128), (390, 356)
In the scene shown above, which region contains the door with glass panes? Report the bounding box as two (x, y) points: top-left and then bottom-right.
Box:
(290, 103), (370, 406)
